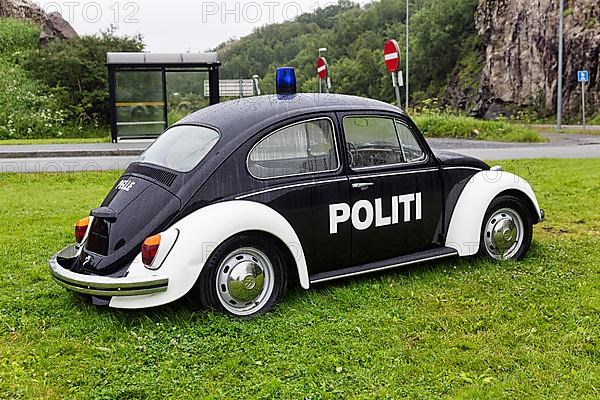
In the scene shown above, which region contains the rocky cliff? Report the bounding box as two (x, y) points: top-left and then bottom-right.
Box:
(0, 0), (78, 44)
(475, 0), (599, 117)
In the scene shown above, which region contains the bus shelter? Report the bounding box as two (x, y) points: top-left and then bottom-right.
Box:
(107, 52), (220, 142)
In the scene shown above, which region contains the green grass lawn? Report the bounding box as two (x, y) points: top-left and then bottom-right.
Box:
(0, 159), (598, 399)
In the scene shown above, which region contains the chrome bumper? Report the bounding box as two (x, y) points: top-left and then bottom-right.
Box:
(49, 245), (169, 297)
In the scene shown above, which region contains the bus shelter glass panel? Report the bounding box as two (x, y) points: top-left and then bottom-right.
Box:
(166, 69), (210, 125)
(116, 70), (165, 138)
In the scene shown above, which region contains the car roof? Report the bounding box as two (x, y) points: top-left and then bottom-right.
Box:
(174, 93), (403, 140)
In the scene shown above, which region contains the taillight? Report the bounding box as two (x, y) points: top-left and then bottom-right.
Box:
(142, 234), (161, 267)
(75, 217), (90, 243)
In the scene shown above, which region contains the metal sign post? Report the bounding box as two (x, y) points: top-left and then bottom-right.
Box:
(557, 0), (564, 132)
(317, 57), (329, 94)
(582, 81), (586, 130)
(252, 75), (261, 96)
(391, 73), (402, 108)
(384, 39), (402, 108)
(405, 0), (409, 109)
(578, 70), (589, 130)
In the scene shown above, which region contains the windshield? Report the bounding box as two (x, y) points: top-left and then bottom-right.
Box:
(139, 125), (220, 172)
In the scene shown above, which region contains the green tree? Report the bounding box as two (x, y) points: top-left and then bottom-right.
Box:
(24, 28), (144, 125)
(216, 0), (481, 104)
(410, 0), (480, 93)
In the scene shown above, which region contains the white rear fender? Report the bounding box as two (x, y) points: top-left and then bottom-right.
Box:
(110, 200), (308, 309)
(445, 171), (542, 256)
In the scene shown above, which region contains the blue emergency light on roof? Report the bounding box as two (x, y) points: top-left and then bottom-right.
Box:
(276, 67), (297, 95)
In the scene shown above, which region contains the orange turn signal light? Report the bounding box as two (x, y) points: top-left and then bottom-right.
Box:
(75, 217), (90, 243)
(142, 234), (161, 267)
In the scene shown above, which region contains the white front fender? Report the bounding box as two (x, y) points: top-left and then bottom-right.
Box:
(110, 201), (308, 309)
(445, 171), (542, 257)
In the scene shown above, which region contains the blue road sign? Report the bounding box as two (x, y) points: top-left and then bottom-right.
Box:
(578, 70), (589, 82)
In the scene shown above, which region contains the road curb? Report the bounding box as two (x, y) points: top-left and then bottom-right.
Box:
(0, 150), (144, 159)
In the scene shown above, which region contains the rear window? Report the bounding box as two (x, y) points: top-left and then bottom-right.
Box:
(139, 125), (220, 172)
(247, 119), (338, 179)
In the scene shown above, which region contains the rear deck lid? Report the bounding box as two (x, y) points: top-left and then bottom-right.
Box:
(82, 175), (181, 274)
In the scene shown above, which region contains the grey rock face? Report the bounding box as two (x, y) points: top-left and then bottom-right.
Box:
(0, 0), (46, 23)
(40, 12), (79, 45)
(476, 0), (599, 116)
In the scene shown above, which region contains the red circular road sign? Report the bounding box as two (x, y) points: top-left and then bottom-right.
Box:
(316, 57), (328, 79)
(384, 39), (401, 73)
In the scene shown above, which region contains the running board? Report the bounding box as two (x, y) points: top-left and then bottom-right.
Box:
(309, 247), (458, 284)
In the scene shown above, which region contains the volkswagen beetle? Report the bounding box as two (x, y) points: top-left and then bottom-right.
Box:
(50, 87), (544, 317)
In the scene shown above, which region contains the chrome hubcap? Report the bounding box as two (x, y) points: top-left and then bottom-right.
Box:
(484, 208), (524, 260)
(216, 247), (274, 316)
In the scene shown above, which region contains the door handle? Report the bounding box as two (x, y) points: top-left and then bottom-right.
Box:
(352, 182), (374, 190)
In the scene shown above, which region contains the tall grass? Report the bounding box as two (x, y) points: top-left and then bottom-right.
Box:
(0, 18), (39, 58)
(413, 113), (546, 142)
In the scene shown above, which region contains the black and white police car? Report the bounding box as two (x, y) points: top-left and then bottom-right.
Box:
(50, 68), (544, 318)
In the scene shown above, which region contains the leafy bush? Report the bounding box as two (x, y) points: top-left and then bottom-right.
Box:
(0, 20), (141, 139)
(24, 29), (144, 126)
(413, 113), (546, 142)
(0, 19), (73, 139)
(0, 60), (71, 139)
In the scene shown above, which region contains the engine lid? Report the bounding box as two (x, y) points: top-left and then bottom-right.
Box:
(80, 175), (181, 275)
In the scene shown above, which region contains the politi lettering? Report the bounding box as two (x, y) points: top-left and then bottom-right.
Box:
(329, 193), (422, 234)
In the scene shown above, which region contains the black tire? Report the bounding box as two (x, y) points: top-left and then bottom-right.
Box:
(191, 234), (288, 318)
(478, 195), (533, 261)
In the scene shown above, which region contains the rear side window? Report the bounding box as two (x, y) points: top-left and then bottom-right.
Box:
(139, 125), (220, 172)
(248, 119), (339, 179)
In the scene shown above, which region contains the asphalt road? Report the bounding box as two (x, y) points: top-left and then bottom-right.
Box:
(428, 132), (600, 161)
(1, 133), (599, 173)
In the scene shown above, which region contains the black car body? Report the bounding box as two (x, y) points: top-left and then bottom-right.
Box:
(50, 94), (543, 317)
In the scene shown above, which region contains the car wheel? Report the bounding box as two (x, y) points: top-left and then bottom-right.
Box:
(478, 196), (533, 261)
(193, 234), (288, 318)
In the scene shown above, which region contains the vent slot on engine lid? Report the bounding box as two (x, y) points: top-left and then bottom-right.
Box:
(86, 218), (110, 256)
(135, 165), (177, 187)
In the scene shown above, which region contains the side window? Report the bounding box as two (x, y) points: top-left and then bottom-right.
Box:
(395, 120), (426, 163)
(248, 119), (338, 179)
(343, 116), (404, 169)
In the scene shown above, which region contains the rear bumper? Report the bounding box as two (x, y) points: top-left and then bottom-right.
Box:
(49, 245), (169, 297)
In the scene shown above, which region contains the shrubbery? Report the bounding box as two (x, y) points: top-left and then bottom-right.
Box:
(0, 19), (71, 139)
(0, 60), (70, 139)
(0, 18), (143, 139)
(24, 28), (143, 126)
